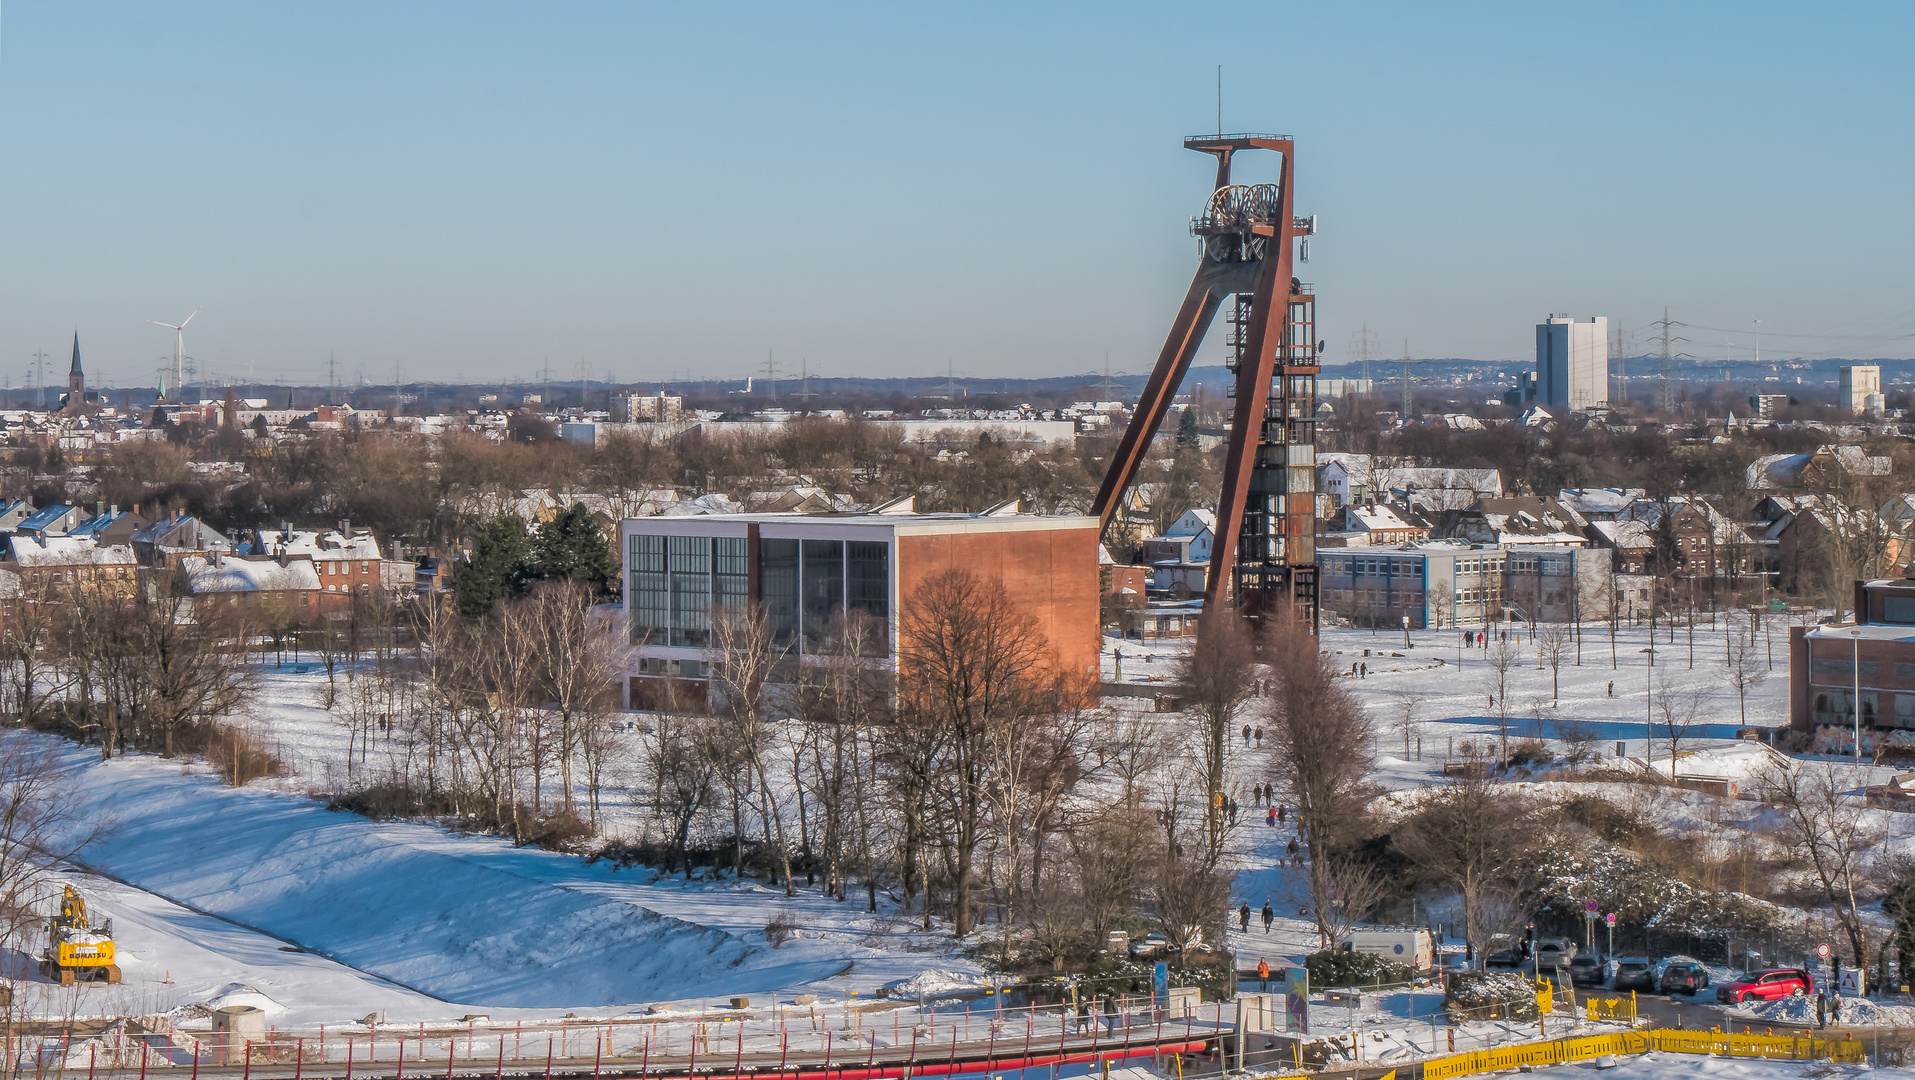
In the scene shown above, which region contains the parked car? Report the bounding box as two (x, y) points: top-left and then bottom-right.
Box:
(1715, 969), (1812, 1004)
(1611, 958), (1656, 991)
(1483, 947), (1524, 969)
(1659, 961), (1711, 995)
(1130, 933), (1170, 958)
(1568, 954), (1607, 987)
(1533, 939), (1576, 971)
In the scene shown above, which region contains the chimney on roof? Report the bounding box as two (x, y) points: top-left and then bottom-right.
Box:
(339, 519), (350, 535)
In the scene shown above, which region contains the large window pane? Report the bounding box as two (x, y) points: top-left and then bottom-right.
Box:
(714, 537), (749, 614)
(668, 535), (711, 647)
(761, 539), (800, 648)
(629, 534), (667, 644)
(801, 539), (844, 651)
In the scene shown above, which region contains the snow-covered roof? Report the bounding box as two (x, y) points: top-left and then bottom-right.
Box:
(1588, 519), (1653, 550)
(1166, 508), (1215, 537)
(6, 535), (135, 567)
(1557, 488), (1645, 517)
(180, 556), (321, 594)
(1345, 504), (1419, 532)
(252, 529), (382, 562)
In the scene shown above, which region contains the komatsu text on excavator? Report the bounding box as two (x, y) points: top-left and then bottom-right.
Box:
(41, 885), (120, 986)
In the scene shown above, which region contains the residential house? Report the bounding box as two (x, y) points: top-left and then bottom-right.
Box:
(1757, 494), (1896, 595)
(1338, 502), (1432, 545)
(15, 504), (88, 539)
(0, 499), (34, 535)
(66, 506), (154, 546)
(1558, 488), (1646, 523)
(242, 524), (386, 602)
(4, 534), (138, 596)
(179, 554), (322, 614)
(132, 512), (233, 568)
(1433, 496), (1589, 549)
(1746, 444), (1893, 491)
(1139, 509), (1216, 565)
(1615, 495), (1758, 579)
(1585, 518), (1654, 574)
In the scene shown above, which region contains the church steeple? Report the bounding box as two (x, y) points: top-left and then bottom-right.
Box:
(65, 332), (87, 414)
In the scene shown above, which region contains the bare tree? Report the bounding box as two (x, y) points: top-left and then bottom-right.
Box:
(1723, 613), (1767, 725)
(1261, 617), (1377, 946)
(139, 594), (258, 758)
(1482, 633), (1523, 754)
(707, 602), (796, 893)
(1759, 760), (1882, 966)
(897, 569), (1051, 937)
(1534, 622), (1572, 703)
(516, 580), (626, 821)
(1315, 855), (1393, 948)
(1392, 772), (1536, 968)
(1651, 666), (1711, 780)
(0, 737), (107, 995)
(1172, 612), (1261, 868)
(1392, 691), (1425, 760)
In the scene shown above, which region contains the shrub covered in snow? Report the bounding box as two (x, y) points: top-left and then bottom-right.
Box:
(1305, 949), (1416, 989)
(1443, 971), (1538, 1022)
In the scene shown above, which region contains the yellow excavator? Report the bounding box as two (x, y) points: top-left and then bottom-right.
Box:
(40, 886), (119, 986)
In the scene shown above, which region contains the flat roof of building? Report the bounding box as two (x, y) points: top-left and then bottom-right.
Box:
(1805, 623), (1915, 642)
(620, 510), (1097, 536)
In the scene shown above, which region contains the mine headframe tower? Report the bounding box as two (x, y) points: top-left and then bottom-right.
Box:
(1092, 133), (1319, 630)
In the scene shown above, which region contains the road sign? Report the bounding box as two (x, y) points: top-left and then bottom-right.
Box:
(1585, 900), (1598, 913)
(1818, 943), (1831, 959)
(1605, 913), (1616, 926)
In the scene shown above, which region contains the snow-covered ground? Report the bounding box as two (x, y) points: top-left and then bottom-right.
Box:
(23, 615), (1899, 1039)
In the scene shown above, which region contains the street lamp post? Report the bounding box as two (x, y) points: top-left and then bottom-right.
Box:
(1852, 629), (1863, 761)
(1645, 644), (1656, 773)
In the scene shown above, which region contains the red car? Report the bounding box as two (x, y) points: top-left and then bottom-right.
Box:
(1714, 968), (1813, 1004)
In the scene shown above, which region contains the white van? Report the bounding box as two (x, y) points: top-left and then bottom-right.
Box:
(1336, 927), (1435, 974)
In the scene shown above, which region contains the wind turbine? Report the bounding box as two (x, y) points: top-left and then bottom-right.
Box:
(146, 309), (199, 400)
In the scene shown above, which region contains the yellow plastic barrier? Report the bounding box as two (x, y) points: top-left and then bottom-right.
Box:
(1584, 995), (1637, 1022)
(1417, 1028), (1860, 1080)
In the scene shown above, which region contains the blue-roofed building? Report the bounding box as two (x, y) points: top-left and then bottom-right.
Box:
(66, 506), (152, 547)
(15, 504), (87, 540)
(131, 511), (233, 569)
(0, 500), (34, 534)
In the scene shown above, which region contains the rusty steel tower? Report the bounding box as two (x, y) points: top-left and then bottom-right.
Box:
(1092, 133), (1319, 628)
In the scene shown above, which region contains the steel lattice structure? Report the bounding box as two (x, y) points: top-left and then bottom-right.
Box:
(1092, 134), (1319, 629)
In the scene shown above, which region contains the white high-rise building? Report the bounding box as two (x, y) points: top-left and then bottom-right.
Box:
(1535, 315), (1608, 412)
(1839, 365), (1881, 415)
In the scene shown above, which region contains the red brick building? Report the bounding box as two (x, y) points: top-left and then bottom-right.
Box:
(1790, 574), (1915, 749)
(620, 508), (1099, 711)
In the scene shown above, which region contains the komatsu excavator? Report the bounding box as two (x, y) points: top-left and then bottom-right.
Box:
(40, 885), (119, 986)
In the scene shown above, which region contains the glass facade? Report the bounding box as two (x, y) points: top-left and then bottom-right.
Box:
(627, 530), (889, 657)
(628, 533), (751, 647)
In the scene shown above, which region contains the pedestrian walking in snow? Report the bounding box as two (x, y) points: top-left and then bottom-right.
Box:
(1261, 902), (1273, 932)
(1278, 804), (1287, 823)
(1360, 662), (1368, 678)
(1242, 724), (1252, 745)
(1266, 806), (1276, 828)
(1286, 838), (1299, 859)
(1239, 903), (1251, 932)
(1076, 997), (1092, 1033)
(1254, 726), (1264, 747)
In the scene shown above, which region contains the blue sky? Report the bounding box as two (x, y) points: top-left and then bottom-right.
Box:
(2, 2), (1912, 387)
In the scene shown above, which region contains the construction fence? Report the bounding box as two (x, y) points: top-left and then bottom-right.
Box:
(1417, 1028), (1865, 1080)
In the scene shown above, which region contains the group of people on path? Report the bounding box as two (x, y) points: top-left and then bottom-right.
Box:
(1237, 901), (1276, 934)
(1072, 992), (1123, 1034)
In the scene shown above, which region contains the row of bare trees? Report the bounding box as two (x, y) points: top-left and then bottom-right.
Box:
(331, 580), (628, 841)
